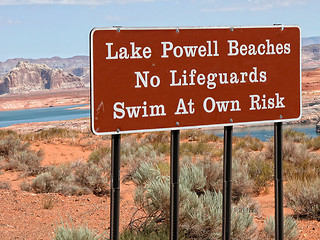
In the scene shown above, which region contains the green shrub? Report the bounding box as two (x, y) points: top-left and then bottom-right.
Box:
(121, 224), (180, 240)
(264, 216), (298, 240)
(180, 141), (211, 156)
(190, 157), (253, 202)
(234, 135), (264, 152)
(131, 161), (161, 186)
(121, 138), (166, 183)
(88, 147), (110, 165)
(130, 161), (257, 240)
(247, 153), (273, 194)
(53, 221), (101, 240)
(283, 129), (309, 143)
(284, 178), (320, 219)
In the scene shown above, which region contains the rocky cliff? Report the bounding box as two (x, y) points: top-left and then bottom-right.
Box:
(302, 44), (320, 70)
(0, 61), (84, 95)
(0, 56), (89, 77)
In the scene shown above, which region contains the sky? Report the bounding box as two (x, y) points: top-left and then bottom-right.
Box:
(0, 0), (319, 61)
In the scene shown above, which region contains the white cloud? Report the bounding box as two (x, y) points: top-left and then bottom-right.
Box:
(0, 0), (157, 5)
(202, 0), (314, 12)
(248, 0), (311, 10)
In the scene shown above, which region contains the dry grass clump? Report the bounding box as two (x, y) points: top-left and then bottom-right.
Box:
(284, 178), (320, 220)
(0, 129), (18, 137)
(29, 158), (110, 196)
(21, 128), (79, 142)
(306, 136), (320, 150)
(233, 135), (264, 152)
(139, 132), (171, 155)
(283, 128), (309, 144)
(180, 141), (212, 156)
(0, 181), (10, 190)
(88, 147), (111, 165)
(264, 137), (320, 181)
(121, 223), (175, 240)
(246, 153), (273, 194)
(0, 134), (43, 175)
(180, 129), (220, 142)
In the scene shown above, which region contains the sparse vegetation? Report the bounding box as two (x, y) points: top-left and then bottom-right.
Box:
(234, 135), (264, 152)
(180, 129), (220, 142)
(129, 157), (257, 240)
(264, 136), (320, 181)
(264, 216), (298, 240)
(0, 181), (10, 190)
(0, 134), (43, 175)
(22, 128), (79, 141)
(121, 224), (178, 240)
(247, 153), (274, 194)
(307, 135), (320, 150)
(2, 127), (320, 238)
(284, 178), (320, 219)
(53, 220), (102, 240)
(283, 128), (309, 144)
(88, 147), (110, 164)
(43, 196), (54, 209)
(30, 160), (109, 196)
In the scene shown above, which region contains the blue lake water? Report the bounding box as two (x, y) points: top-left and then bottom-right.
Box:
(0, 104), (90, 128)
(0, 105), (319, 142)
(207, 124), (320, 142)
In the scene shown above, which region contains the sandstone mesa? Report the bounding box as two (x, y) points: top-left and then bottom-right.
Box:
(0, 61), (85, 95)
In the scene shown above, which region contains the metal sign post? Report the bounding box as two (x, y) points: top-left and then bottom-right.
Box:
(274, 122), (284, 240)
(170, 130), (180, 240)
(110, 134), (121, 240)
(222, 126), (233, 240)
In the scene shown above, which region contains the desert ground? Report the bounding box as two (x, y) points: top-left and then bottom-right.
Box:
(0, 81), (319, 239)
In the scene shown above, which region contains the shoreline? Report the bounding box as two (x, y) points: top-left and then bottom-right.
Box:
(0, 88), (90, 111)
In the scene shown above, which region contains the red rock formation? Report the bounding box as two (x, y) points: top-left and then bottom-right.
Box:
(0, 61), (84, 94)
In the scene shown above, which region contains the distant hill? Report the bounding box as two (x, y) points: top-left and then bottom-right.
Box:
(0, 56), (89, 86)
(0, 37), (320, 83)
(302, 36), (320, 46)
(302, 44), (320, 70)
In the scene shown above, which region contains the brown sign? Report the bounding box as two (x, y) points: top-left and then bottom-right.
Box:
(90, 26), (301, 135)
